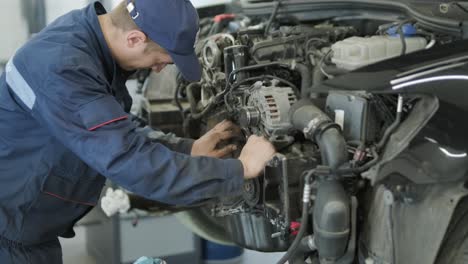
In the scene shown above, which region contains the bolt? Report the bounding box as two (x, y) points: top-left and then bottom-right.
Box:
(383, 189), (395, 206)
(440, 3), (449, 14)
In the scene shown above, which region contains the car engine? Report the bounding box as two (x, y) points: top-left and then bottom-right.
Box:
(137, 3), (460, 262)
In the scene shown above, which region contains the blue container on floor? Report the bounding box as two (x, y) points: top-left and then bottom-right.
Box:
(202, 239), (243, 264)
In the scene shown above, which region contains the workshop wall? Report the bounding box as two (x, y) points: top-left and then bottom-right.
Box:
(0, 1), (28, 63)
(45, 0), (89, 25)
(0, 0), (89, 63)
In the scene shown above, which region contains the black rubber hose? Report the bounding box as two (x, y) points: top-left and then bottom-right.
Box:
(321, 66), (349, 76)
(174, 83), (185, 121)
(277, 172), (313, 264)
(313, 179), (350, 261)
(312, 65), (325, 86)
(230, 74), (299, 96)
(186, 82), (201, 116)
(190, 102), (216, 120)
(290, 100), (347, 171)
(316, 128), (348, 171)
(264, 0), (283, 36)
(227, 62), (291, 85)
(376, 111), (402, 151)
(209, 22), (222, 35)
(289, 99), (328, 130)
(376, 95), (403, 151)
(395, 20), (412, 56)
(294, 63), (312, 99)
(398, 27), (407, 56)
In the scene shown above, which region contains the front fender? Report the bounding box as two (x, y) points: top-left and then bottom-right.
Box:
(361, 182), (468, 264)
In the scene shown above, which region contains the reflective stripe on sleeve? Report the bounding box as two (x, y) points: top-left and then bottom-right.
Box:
(5, 59), (36, 109)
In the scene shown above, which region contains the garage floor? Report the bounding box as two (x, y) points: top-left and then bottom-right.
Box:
(60, 226), (285, 264)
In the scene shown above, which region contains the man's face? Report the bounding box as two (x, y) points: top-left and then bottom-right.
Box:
(118, 30), (174, 72)
(140, 46), (174, 73)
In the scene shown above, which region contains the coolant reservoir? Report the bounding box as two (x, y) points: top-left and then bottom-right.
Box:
(331, 36), (427, 70)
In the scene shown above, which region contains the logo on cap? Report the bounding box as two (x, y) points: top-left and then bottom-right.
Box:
(126, 2), (139, 19)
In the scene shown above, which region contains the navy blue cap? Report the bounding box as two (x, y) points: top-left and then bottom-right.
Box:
(126, 0), (201, 81)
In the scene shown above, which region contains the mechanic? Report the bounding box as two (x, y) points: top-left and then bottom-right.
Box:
(0, 0), (276, 263)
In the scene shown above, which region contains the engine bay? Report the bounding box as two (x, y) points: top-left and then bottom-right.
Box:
(137, 2), (464, 262)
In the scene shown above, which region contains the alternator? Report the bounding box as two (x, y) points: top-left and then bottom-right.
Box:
(239, 81), (297, 135)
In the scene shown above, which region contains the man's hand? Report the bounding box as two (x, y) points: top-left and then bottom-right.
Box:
(191, 120), (241, 158)
(238, 135), (276, 179)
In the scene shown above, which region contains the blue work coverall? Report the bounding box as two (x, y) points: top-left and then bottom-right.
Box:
(0, 2), (243, 263)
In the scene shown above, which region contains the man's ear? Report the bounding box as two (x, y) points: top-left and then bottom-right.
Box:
(126, 30), (147, 48)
